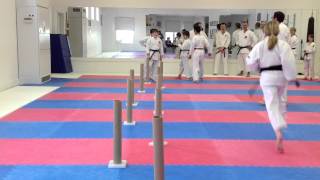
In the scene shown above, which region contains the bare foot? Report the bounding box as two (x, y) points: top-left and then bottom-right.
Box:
(276, 137), (284, 154)
(275, 130), (284, 154)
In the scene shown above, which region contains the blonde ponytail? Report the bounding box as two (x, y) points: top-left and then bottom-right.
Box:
(264, 21), (279, 50)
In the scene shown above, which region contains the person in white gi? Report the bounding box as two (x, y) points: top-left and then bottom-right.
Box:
(246, 21), (299, 154)
(289, 27), (299, 59)
(273, 11), (291, 107)
(177, 31), (192, 79)
(304, 34), (316, 80)
(232, 23), (241, 47)
(214, 23), (231, 75)
(146, 29), (164, 82)
(140, 30), (152, 80)
(190, 22), (212, 56)
(254, 22), (265, 42)
(237, 20), (258, 77)
(273, 11), (290, 43)
(174, 32), (184, 59)
(189, 23), (210, 83)
(232, 23), (242, 57)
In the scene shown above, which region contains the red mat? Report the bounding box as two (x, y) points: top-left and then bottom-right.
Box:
(40, 93), (320, 104)
(0, 139), (319, 167)
(3, 109), (320, 124)
(63, 82), (319, 91)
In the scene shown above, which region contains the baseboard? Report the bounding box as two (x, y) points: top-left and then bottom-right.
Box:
(0, 79), (19, 92)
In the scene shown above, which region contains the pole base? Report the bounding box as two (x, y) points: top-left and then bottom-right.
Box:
(148, 141), (168, 146)
(126, 102), (139, 107)
(123, 121), (136, 126)
(108, 160), (127, 169)
(137, 90), (146, 93)
(153, 111), (165, 116)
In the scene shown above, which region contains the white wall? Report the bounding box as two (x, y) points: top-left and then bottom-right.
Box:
(52, 0), (319, 9)
(0, 0), (18, 91)
(87, 19), (102, 57)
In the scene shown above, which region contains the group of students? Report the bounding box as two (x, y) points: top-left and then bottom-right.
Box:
(142, 11), (314, 153)
(144, 22), (209, 83)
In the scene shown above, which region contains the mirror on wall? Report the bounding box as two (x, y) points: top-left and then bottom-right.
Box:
(61, 7), (318, 59)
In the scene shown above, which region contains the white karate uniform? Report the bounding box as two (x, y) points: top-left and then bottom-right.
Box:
(232, 29), (241, 57)
(190, 30), (208, 41)
(190, 34), (209, 81)
(246, 38), (297, 130)
(278, 23), (290, 105)
(190, 30), (212, 54)
(304, 42), (316, 78)
(178, 39), (192, 78)
(146, 37), (164, 81)
(278, 23), (290, 43)
(232, 29), (241, 46)
(254, 28), (265, 42)
(140, 36), (151, 47)
(141, 36), (152, 80)
(214, 31), (231, 75)
(237, 30), (258, 73)
(289, 35), (299, 59)
(174, 37), (184, 58)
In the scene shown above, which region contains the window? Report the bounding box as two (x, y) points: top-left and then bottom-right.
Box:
(90, 7), (95, 20)
(85, 7), (89, 19)
(116, 30), (134, 44)
(165, 32), (177, 42)
(96, 8), (100, 21)
(115, 17), (135, 44)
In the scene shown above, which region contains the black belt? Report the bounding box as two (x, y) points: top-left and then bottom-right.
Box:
(260, 65), (283, 73)
(195, 48), (204, 50)
(237, 46), (251, 55)
(291, 48), (296, 50)
(216, 47), (227, 57)
(149, 49), (160, 59)
(179, 49), (190, 57)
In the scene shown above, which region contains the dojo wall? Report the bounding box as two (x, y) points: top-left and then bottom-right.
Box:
(0, 0), (18, 91)
(51, 0), (319, 9)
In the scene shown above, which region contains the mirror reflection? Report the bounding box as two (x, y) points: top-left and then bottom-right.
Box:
(63, 7), (316, 60)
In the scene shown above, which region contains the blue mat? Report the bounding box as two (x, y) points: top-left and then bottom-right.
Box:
(1, 165), (320, 180)
(0, 122), (319, 140)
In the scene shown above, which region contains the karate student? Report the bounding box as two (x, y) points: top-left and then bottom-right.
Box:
(273, 11), (290, 43)
(190, 22), (209, 40)
(177, 31), (192, 80)
(273, 11), (291, 107)
(140, 30), (153, 80)
(146, 29), (164, 82)
(237, 20), (258, 77)
(232, 22), (241, 57)
(304, 34), (316, 80)
(189, 23), (210, 83)
(232, 22), (241, 47)
(174, 32), (184, 58)
(289, 27), (299, 59)
(246, 21), (299, 153)
(254, 22), (265, 42)
(190, 22), (212, 57)
(214, 23), (231, 75)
